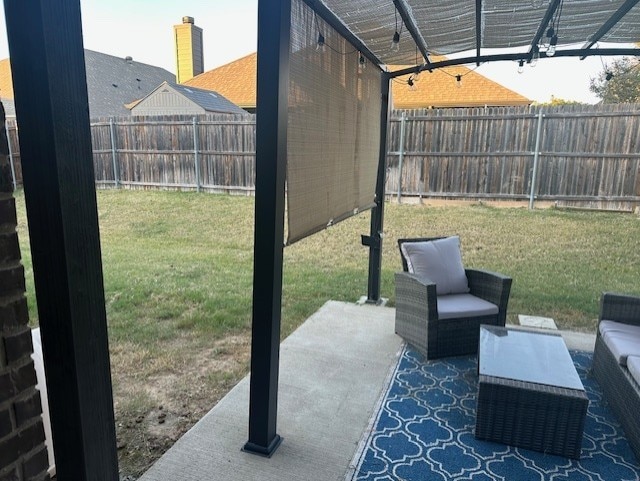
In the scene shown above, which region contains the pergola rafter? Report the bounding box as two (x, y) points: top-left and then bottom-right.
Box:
(580, 0), (640, 58)
(393, 0), (432, 65)
(475, 0), (482, 65)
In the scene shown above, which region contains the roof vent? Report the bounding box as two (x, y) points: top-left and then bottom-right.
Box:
(182, 16), (194, 24)
(125, 56), (133, 64)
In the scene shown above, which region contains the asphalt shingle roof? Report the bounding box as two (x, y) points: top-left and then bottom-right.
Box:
(170, 82), (246, 114)
(83, 50), (175, 118)
(0, 49), (176, 119)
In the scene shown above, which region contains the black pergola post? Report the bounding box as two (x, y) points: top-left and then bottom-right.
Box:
(243, 0), (290, 457)
(3, 1), (119, 479)
(365, 73), (391, 303)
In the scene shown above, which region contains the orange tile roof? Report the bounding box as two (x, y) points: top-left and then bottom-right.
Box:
(0, 58), (14, 100)
(184, 52), (530, 109)
(184, 52), (257, 109)
(391, 60), (531, 109)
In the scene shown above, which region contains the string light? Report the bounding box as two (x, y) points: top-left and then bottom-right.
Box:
(391, 31), (401, 52)
(391, 7), (402, 53)
(605, 71), (614, 81)
(455, 74), (462, 88)
(530, 46), (539, 67)
(518, 59), (525, 74)
(407, 76), (416, 91)
(547, 34), (558, 57)
(316, 32), (326, 52)
(358, 53), (366, 71)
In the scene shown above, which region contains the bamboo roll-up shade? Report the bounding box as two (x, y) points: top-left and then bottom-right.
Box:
(286, 0), (381, 245)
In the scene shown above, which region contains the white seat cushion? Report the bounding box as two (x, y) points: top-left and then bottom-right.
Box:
(627, 356), (640, 386)
(400, 236), (470, 296)
(437, 293), (499, 320)
(600, 320), (640, 366)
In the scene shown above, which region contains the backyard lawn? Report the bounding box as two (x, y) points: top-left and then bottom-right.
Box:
(14, 190), (640, 477)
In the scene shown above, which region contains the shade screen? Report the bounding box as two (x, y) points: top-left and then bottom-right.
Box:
(286, 0), (382, 245)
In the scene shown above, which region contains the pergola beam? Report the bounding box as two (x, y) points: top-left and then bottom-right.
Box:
(390, 47), (640, 78)
(475, 0), (483, 65)
(393, 0), (432, 65)
(302, 0), (383, 68)
(580, 0), (640, 58)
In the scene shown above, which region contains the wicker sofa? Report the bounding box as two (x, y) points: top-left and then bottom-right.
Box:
(395, 237), (512, 359)
(591, 292), (640, 462)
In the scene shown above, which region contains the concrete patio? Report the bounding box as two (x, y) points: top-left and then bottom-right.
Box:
(139, 301), (596, 481)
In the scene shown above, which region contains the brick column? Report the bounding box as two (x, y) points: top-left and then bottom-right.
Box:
(0, 103), (50, 480)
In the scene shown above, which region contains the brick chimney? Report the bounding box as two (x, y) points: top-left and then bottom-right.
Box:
(174, 16), (204, 84)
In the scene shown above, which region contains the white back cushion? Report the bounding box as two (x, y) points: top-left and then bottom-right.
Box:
(401, 236), (470, 295)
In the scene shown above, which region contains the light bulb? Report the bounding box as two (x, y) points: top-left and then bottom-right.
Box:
(456, 74), (462, 88)
(530, 48), (539, 67)
(316, 33), (326, 52)
(547, 35), (557, 57)
(407, 77), (416, 91)
(358, 54), (366, 71)
(391, 31), (400, 53)
(518, 59), (525, 74)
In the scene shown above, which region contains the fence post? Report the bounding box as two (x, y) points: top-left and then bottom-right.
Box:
(109, 118), (119, 188)
(5, 122), (16, 190)
(193, 117), (201, 192)
(397, 111), (406, 203)
(529, 109), (544, 210)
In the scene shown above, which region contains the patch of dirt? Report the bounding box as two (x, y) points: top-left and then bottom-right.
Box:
(113, 334), (251, 478)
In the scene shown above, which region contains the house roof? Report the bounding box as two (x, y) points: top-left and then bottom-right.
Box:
(132, 81), (247, 115)
(184, 51), (530, 109)
(0, 49), (176, 118)
(183, 53), (257, 109)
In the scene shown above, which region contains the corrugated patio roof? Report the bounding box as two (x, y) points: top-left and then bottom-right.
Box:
(313, 0), (640, 70)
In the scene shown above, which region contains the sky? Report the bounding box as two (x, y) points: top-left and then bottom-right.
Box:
(0, 0), (631, 104)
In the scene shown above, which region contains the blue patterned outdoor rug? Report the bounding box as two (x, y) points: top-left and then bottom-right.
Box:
(347, 346), (640, 481)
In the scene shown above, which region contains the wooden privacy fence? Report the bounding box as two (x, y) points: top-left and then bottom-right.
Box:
(388, 104), (640, 211)
(89, 113), (257, 194)
(5, 104), (640, 210)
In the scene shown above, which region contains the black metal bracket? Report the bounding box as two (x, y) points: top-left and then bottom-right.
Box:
(361, 234), (381, 249)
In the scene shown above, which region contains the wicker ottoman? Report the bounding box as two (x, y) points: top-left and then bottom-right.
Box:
(475, 325), (588, 459)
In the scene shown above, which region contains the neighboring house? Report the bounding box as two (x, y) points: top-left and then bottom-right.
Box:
(0, 97), (15, 119)
(184, 53), (257, 113)
(0, 50), (176, 118)
(183, 52), (531, 111)
(129, 81), (246, 116)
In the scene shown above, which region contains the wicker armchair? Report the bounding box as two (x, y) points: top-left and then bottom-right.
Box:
(591, 292), (640, 462)
(395, 237), (512, 359)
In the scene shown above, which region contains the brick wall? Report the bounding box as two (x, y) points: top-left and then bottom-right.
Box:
(0, 102), (50, 480)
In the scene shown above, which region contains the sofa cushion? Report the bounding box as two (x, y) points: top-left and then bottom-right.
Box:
(627, 356), (640, 386)
(600, 320), (640, 366)
(436, 293), (498, 320)
(400, 236), (470, 296)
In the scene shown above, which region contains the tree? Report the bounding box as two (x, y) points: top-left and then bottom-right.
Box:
(590, 57), (640, 104)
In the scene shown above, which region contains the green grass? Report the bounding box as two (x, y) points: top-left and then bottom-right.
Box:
(13, 190), (640, 475)
(15, 190), (640, 340)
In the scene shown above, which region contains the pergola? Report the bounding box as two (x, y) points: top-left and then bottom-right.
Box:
(3, 0), (639, 479)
